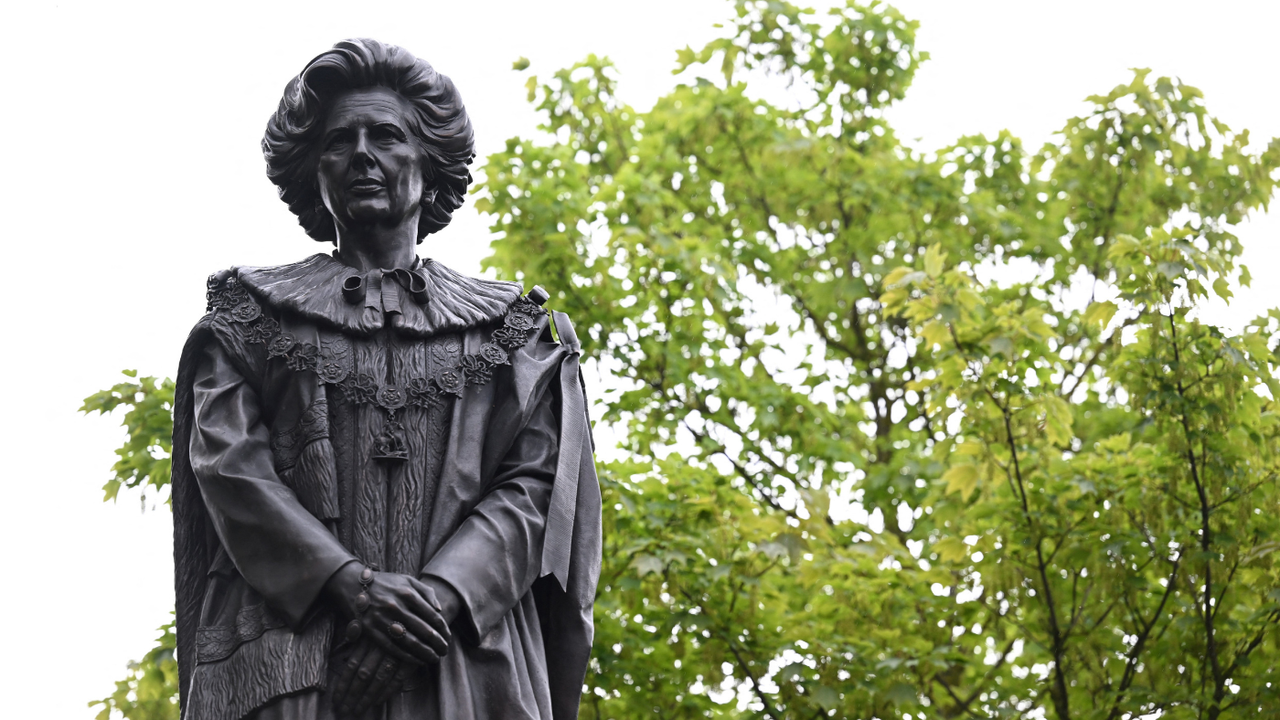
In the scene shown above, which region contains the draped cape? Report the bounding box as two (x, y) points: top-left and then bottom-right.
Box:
(170, 254), (601, 720)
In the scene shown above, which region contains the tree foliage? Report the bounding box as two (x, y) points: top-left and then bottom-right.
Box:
(87, 1), (1280, 718)
(477, 1), (1280, 717)
(88, 623), (179, 720)
(82, 371), (178, 720)
(81, 370), (175, 508)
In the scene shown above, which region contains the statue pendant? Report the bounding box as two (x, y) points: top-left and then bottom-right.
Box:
(372, 410), (409, 463)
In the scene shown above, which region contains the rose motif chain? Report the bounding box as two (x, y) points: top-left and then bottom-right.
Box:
(207, 275), (548, 462)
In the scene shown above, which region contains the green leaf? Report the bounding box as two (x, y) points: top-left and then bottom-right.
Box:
(1213, 276), (1233, 301)
(934, 537), (969, 563)
(885, 266), (927, 288)
(1098, 432), (1131, 452)
(924, 243), (947, 278)
(922, 321), (950, 348)
(1157, 261), (1185, 279)
(984, 335), (1014, 357)
(1109, 234), (1142, 258)
(942, 464), (979, 500)
(886, 682), (919, 705)
(1084, 300), (1118, 329)
(812, 685), (840, 710)
(631, 555), (664, 577)
(1042, 396), (1074, 445)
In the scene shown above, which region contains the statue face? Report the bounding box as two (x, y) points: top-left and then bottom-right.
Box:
(317, 86), (427, 236)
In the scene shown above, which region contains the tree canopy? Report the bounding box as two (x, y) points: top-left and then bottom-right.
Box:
(87, 1), (1280, 718)
(479, 0), (1280, 716)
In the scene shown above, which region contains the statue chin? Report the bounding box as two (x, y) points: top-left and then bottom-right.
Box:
(333, 204), (396, 230)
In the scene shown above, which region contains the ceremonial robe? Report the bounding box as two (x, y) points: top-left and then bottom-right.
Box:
(170, 254), (601, 720)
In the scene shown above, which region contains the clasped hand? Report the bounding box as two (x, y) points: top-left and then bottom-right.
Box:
(324, 563), (454, 716)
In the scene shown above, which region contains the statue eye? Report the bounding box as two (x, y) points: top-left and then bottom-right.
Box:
(372, 125), (404, 143)
(325, 130), (353, 150)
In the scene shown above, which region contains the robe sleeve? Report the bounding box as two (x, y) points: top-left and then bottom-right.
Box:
(189, 342), (357, 628)
(420, 387), (558, 640)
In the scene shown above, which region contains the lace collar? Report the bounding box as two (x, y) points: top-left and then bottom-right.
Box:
(234, 253), (523, 337)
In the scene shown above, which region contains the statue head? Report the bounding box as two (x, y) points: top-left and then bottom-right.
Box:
(263, 39), (475, 245)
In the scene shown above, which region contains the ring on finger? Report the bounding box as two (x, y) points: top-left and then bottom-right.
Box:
(388, 621), (408, 639)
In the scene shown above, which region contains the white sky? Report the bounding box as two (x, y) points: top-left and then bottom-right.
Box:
(0, 0), (1276, 715)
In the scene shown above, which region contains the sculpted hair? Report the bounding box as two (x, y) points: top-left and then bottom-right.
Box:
(263, 38), (475, 244)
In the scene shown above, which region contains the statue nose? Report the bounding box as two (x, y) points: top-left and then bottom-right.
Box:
(352, 133), (376, 169)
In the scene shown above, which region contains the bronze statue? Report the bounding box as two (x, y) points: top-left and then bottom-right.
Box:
(170, 39), (601, 720)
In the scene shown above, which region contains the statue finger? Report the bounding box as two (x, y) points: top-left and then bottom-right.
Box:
(372, 666), (411, 710)
(352, 655), (400, 716)
(363, 623), (429, 665)
(371, 619), (443, 665)
(391, 611), (451, 658)
(407, 577), (455, 639)
(373, 579), (440, 632)
(331, 643), (371, 714)
(342, 645), (386, 716)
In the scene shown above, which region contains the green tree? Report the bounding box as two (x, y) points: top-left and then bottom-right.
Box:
(478, 0), (1280, 717)
(87, 1), (1280, 718)
(85, 623), (179, 720)
(81, 371), (178, 720)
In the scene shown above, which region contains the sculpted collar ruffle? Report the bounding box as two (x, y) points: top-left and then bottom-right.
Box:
(234, 253), (523, 337)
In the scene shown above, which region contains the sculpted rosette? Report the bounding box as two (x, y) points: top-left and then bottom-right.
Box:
(268, 333), (297, 358)
(317, 360), (348, 385)
(232, 301), (263, 323)
(505, 312), (534, 332)
(511, 297), (542, 316)
(480, 342), (510, 366)
(376, 385), (406, 410)
(435, 367), (465, 396)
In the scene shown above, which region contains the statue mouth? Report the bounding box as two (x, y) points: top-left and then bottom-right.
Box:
(347, 177), (385, 194)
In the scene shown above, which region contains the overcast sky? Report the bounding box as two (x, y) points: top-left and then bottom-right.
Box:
(1, 0), (1276, 715)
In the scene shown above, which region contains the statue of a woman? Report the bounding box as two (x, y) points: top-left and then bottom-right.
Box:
(169, 39), (601, 720)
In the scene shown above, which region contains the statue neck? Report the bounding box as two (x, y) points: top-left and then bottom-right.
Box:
(333, 221), (418, 272)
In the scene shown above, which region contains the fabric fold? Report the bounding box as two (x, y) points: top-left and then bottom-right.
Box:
(542, 311), (594, 590)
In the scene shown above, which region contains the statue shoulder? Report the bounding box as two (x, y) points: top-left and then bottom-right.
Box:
(503, 285), (581, 354)
(528, 288), (581, 354)
(203, 267), (256, 316)
(481, 284), (587, 371)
